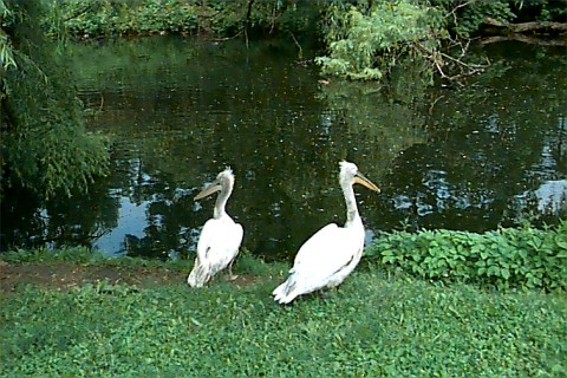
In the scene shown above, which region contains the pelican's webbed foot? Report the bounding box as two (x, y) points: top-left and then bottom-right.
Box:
(227, 261), (239, 281)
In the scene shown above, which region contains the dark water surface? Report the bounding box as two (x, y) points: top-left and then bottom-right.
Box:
(2, 37), (566, 260)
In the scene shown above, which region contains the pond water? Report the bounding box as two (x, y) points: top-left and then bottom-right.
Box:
(2, 36), (566, 260)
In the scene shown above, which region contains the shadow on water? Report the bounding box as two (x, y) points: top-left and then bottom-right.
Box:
(1, 37), (565, 260)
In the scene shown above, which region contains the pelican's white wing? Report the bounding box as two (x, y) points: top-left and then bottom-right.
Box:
(292, 224), (358, 274)
(273, 223), (364, 303)
(188, 216), (243, 287)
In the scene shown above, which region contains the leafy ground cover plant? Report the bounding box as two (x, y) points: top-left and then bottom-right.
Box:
(366, 221), (567, 291)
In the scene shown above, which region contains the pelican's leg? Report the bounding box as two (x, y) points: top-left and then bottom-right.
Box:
(227, 259), (239, 281)
(318, 285), (340, 301)
(317, 290), (332, 301)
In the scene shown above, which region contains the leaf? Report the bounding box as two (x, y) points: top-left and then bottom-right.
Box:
(487, 266), (500, 277)
(555, 238), (567, 250)
(382, 256), (396, 264)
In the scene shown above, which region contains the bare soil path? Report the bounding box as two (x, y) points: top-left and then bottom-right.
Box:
(0, 261), (257, 293)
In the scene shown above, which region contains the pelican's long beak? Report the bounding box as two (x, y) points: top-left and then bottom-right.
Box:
(194, 181), (222, 200)
(354, 173), (381, 193)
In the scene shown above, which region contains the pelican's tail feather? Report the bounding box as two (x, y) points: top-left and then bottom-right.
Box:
(187, 259), (210, 288)
(272, 274), (299, 304)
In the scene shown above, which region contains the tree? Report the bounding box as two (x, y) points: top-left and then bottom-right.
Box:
(0, 0), (109, 200)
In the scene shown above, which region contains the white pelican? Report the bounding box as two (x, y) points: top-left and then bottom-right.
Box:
(272, 161), (380, 304)
(187, 168), (244, 288)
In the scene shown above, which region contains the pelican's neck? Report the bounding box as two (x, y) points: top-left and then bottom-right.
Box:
(342, 182), (361, 227)
(214, 182), (232, 219)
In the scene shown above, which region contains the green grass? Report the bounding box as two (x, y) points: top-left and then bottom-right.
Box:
(1, 246), (179, 267)
(1, 249), (566, 377)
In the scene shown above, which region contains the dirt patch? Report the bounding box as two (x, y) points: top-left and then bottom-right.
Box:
(0, 261), (259, 293)
(0, 261), (185, 293)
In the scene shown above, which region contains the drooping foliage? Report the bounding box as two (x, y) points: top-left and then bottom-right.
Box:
(316, 1), (447, 81)
(0, 0), (109, 200)
(317, 0), (566, 81)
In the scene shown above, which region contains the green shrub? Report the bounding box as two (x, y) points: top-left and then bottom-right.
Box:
(46, 0), (201, 37)
(129, 0), (199, 34)
(316, 1), (446, 81)
(42, 0), (319, 39)
(366, 221), (567, 291)
(45, 0), (124, 37)
(430, 0), (517, 38)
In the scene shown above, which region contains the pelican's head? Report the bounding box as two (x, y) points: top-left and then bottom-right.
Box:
(194, 168), (235, 200)
(339, 161), (380, 193)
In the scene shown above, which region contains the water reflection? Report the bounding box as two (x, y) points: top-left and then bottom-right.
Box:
(1, 38), (565, 259)
(374, 43), (567, 233)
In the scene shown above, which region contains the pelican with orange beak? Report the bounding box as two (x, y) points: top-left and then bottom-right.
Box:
(188, 168), (244, 287)
(273, 161), (380, 304)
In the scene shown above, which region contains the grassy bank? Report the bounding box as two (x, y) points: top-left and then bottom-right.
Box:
(1, 247), (566, 377)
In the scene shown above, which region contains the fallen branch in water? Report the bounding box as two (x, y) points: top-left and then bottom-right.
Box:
(480, 34), (567, 46)
(483, 18), (567, 34)
(414, 41), (490, 83)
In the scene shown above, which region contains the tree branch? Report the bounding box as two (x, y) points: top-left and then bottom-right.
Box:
(480, 34), (567, 46)
(483, 18), (567, 35)
(244, 0), (255, 48)
(289, 32), (303, 60)
(445, 0), (478, 26)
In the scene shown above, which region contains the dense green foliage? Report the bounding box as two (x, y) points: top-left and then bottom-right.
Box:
(1, 1), (109, 199)
(431, 0), (567, 37)
(316, 1), (447, 81)
(430, 0), (516, 38)
(43, 0), (322, 39)
(317, 0), (567, 81)
(0, 1), (16, 76)
(367, 221), (567, 291)
(39, 0), (567, 83)
(1, 249), (566, 377)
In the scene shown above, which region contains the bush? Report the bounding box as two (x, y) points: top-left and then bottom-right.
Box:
(366, 221), (567, 291)
(42, 0), (321, 39)
(45, 0), (200, 37)
(316, 1), (446, 81)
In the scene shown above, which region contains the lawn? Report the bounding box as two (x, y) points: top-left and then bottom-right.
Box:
(1, 248), (565, 377)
